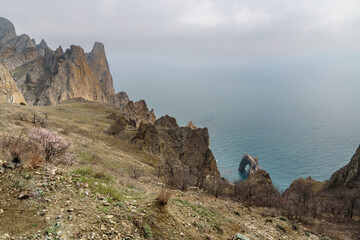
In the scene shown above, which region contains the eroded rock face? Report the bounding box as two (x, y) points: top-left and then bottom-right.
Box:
(244, 169), (273, 186)
(0, 17), (155, 121)
(155, 115), (179, 128)
(36, 45), (107, 105)
(0, 62), (25, 104)
(0, 17), (16, 43)
(86, 42), (115, 99)
(107, 114), (219, 175)
(238, 153), (260, 177)
(329, 145), (360, 188)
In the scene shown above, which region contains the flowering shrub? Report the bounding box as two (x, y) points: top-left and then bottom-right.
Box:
(28, 128), (74, 165)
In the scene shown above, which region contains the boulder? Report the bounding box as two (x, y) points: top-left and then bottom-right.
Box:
(235, 233), (250, 240)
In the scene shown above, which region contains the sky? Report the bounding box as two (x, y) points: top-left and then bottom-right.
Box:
(1, 0), (360, 93)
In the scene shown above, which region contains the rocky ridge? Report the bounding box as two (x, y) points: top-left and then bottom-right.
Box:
(107, 114), (219, 177)
(0, 17), (155, 124)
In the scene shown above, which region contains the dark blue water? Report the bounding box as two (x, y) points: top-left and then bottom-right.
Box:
(111, 56), (360, 189)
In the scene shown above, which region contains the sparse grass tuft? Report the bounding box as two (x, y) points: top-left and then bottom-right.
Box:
(143, 223), (152, 239)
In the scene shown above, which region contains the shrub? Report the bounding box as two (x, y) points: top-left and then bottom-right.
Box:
(28, 128), (74, 165)
(292, 223), (299, 231)
(0, 129), (31, 164)
(143, 223), (152, 239)
(156, 190), (171, 206)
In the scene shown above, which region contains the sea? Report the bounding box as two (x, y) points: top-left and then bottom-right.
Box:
(111, 55), (360, 189)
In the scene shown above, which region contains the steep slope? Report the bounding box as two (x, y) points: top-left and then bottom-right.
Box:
(86, 42), (115, 100)
(329, 145), (360, 188)
(0, 101), (322, 240)
(36, 45), (107, 105)
(0, 62), (25, 104)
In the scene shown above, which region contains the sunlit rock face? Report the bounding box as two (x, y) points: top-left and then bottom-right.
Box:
(0, 62), (25, 104)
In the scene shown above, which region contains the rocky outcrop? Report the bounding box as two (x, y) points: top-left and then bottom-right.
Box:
(238, 153), (260, 177)
(0, 62), (25, 104)
(86, 42), (115, 99)
(155, 115), (179, 128)
(0, 17), (155, 122)
(107, 114), (219, 175)
(0, 17), (16, 43)
(244, 169), (273, 186)
(36, 45), (108, 105)
(186, 121), (197, 130)
(329, 145), (360, 188)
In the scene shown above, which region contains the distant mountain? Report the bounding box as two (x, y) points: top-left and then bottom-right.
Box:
(0, 16), (155, 122)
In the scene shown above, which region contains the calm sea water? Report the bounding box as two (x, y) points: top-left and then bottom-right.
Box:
(112, 57), (360, 189)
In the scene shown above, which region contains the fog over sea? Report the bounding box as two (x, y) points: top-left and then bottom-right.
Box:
(112, 55), (360, 189)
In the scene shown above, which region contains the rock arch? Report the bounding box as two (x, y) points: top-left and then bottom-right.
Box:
(238, 153), (260, 176)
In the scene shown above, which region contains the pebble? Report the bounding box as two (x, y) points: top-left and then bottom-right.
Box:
(1, 233), (10, 239)
(18, 192), (29, 199)
(235, 233), (250, 240)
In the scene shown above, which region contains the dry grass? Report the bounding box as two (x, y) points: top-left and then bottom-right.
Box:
(0, 101), (357, 240)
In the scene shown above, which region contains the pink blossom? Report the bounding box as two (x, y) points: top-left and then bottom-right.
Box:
(28, 128), (74, 165)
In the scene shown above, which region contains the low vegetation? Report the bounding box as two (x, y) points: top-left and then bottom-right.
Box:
(0, 101), (358, 239)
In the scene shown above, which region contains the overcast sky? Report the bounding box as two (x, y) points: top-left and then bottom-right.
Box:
(1, 0), (360, 92)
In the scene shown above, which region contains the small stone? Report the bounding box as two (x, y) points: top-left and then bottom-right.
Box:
(235, 233), (250, 240)
(1, 233), (10, 239)
(18, 193), (29, 199)
(0, 209), (3, 214)
(103, 202), (110, 206)
(106, 215), (114, 219)
(100, 225), (107, 231)
(68, 215), (73, 221)
(180, 232), (184, 236)
(67, 208), (74, 212)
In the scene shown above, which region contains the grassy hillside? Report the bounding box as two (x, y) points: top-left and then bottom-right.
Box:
(0, 101), (331, 239)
